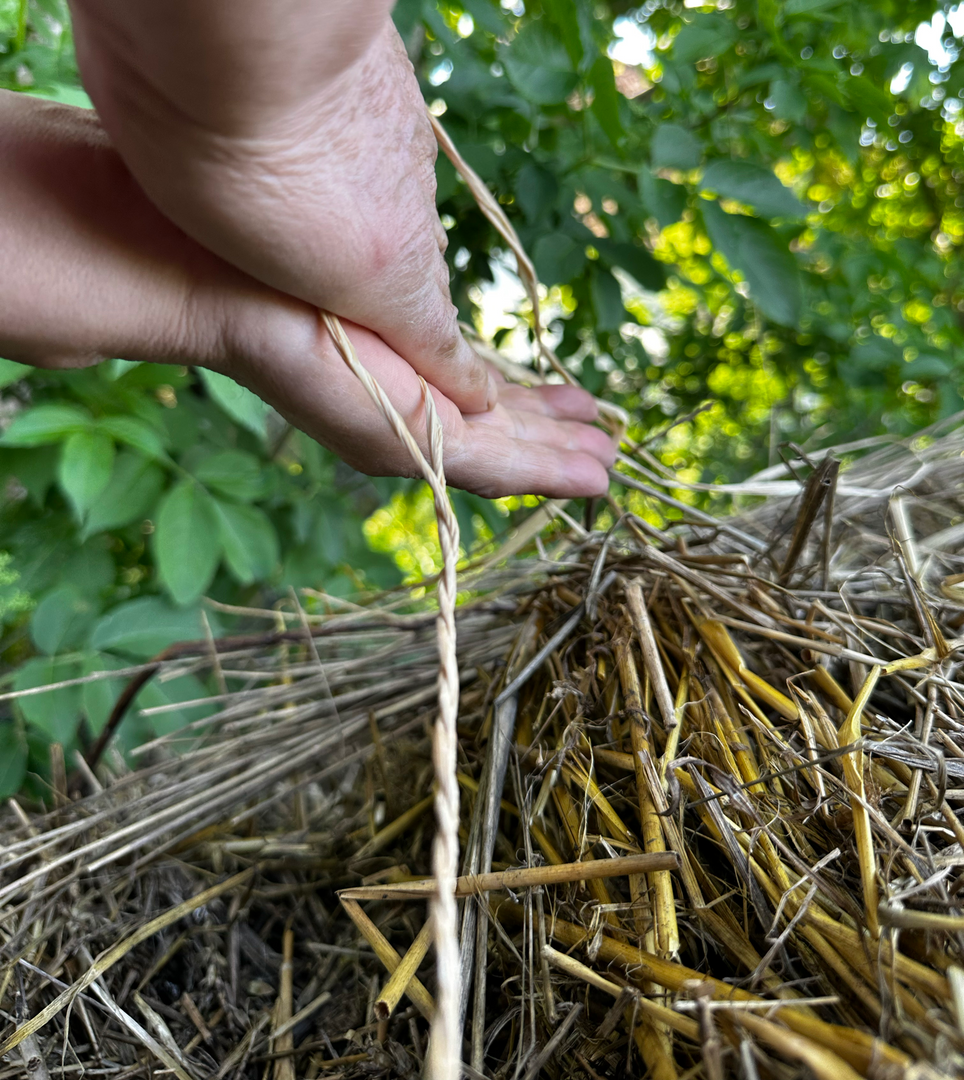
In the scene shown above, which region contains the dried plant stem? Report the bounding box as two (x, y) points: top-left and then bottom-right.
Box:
(835, 667), (881, 938)
(727, 1012), (863, 1080)
(0, 869), (253, 1059)
(339, 899), (435, 1020)
(626, 581), (677, 733)
(353, 794), (434, 860)
(340, 851), (679, 901)
(272, 926), (295, 1080)
(498, 905), (910, 1076)
(375, 917), (434, 1021)
(542, 946), (699, 1041)
(616, 637), (679, 958)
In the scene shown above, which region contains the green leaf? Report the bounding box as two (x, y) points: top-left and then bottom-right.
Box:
(13, 655), (82, 746)
(62, 542), (115, 599)
(769, 80), (808, 124)
(193, 449), (266, 502)
(670, 15), (737, 65)
(702, 202), (802, 327)
(590, 266), (626, 332)
(532, 233), (587, 285)
(104, 358), (143, 381)
(450, 491), (479, 549)
(0, 404), (91, 447)
(588, 56), (623, 147)
(939, 383), (964, 420)
(152, 480), (221, 606)
(542, 0), (588, 68)
(97, 415), (167, 459)
(81, 451), (166, 539)
(214, 500), (279, 584)
(651, 124), (702, 171)
(57, 430), (114, 519)
(435, 153), (458, 204)
(500, 22), (578, 105)
(838, 339), (901, 386)
(0, 358), (31, 390)
(593, 237), (665, 291)
(638, 169), (687, 228)
(700, 160), (805, 219)
(516, 164), (559, 224)
(0, 721), (28, 798)
(197, 368), (272, 440)
(31, 584), (97, 655)
(904, 355), (952, 380)
(89, 596), (217, 657)
(783, 0), (844, 16)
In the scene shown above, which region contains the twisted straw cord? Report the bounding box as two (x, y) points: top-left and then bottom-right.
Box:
(422, 382), (462, 1079)
(319, 312), (462, 1080)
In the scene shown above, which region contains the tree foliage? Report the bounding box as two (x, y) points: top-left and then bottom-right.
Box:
(2, 0), (963, 793)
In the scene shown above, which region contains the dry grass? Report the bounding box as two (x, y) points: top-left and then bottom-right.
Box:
(4, 420), (964, 1078)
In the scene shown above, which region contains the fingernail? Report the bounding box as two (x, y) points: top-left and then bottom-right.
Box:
(485, 371), (499, 411)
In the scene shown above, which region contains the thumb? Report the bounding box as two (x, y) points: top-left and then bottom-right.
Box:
(365, 251), (497, 415)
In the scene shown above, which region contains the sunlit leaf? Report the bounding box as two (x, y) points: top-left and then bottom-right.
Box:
(0, 358), (31, 390)
(700, 160), (805, 219)
(702, 202), (802, 327)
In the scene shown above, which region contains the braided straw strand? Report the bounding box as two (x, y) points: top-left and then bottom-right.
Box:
(319, 312), (462, 1079)
(421, 379), (463, 1080)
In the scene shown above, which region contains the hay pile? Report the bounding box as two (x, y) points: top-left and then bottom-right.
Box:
(4, 422), (964, 1080)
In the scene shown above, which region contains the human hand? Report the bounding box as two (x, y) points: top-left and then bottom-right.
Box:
(68, 1), (495, 413)
(224, 309), (615, 498)
(0, 93), (614, 498)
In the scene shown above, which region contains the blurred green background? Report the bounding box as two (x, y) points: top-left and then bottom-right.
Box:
(2, 0), (962, 795)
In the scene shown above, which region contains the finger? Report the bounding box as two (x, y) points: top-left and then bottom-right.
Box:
(469, 404), (616, 468)
(366, 241), (497, 416)
(447, 421), (611, 499)
(494, 382), (602, 423)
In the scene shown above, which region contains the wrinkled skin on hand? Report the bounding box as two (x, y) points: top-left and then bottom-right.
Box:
(0, 92), (615, 498)
(69, 0), (496, 413)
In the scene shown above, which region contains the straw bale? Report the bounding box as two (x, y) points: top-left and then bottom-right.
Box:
(5, 419), (964, 1079)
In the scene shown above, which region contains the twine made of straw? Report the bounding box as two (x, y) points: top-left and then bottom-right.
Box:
(322, 111), (628, 1077)
(319, 312), (461, 1080)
